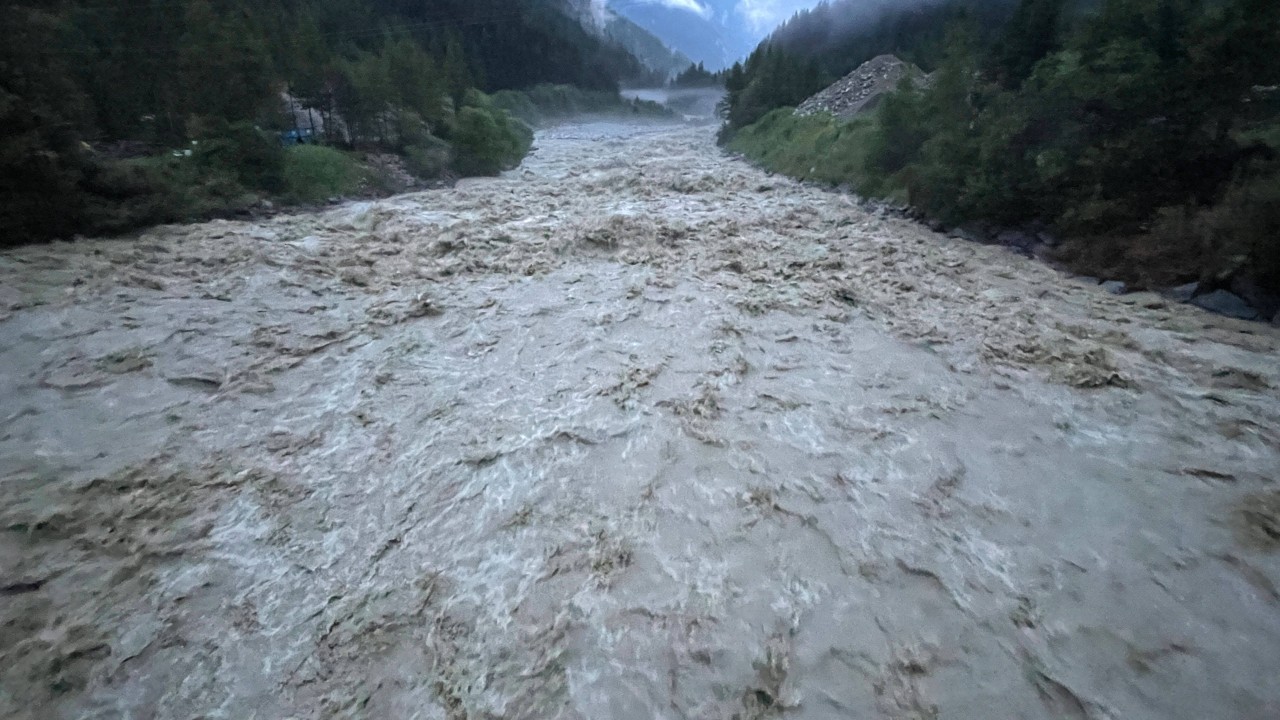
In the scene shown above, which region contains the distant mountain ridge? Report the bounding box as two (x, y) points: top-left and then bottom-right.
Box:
(607, 0), (759, 70)
(605, 13), (693, 78)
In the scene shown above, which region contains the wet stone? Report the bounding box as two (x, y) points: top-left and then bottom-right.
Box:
(1190, 289), (1260, 321)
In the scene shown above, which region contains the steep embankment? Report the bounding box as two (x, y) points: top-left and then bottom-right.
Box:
(796, 55), (928, 119)
(2, 121), (1279, 719)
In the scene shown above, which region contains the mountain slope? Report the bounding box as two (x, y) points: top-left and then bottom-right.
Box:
(607, 0), (757, 70)
(605, 13), (692, 77)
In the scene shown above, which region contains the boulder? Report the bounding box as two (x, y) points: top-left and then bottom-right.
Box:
(1190, 290), (1260, 320)
(1119, 292), (1168, 310)
(995, 230), (1037, 253)
(1165, 282), (1199, 303)
(1101, 280), (1129, 295)
(1229, 275), (1280, 319)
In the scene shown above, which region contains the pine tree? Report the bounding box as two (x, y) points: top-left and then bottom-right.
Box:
(990, 0), (1066, 88)
(441, 32), (474, 104)
(178, 0), (275, 129)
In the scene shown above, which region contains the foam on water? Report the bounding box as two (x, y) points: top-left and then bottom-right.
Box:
(2, 121), (1279, 719)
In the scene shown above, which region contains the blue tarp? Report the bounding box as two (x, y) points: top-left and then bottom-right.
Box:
(280, 128), (316, 145)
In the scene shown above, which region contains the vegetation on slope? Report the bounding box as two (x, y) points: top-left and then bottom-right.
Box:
(726, 0), (1280, 297)
(0, 0), (651, 244)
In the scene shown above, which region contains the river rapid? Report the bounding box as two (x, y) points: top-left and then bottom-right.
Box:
(2, 120), (1279, 719)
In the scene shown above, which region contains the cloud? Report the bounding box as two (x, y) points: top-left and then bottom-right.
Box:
(616, 0), (714, 19)
(735, 0), (820, 34)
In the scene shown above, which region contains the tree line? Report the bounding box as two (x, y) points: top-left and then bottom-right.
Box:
(669, 62), (726, 89)
(721, 0), (1024, 134)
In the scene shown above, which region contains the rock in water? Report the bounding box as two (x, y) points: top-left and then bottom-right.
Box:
(1166, 282), (1199, 303)
(1230, 275), (1280, 319)
(996, 230), (1037, 254)
(1190, 289), (1260, 320)
(1101, 280), (1129, 295)
(795, 55), (928, 120)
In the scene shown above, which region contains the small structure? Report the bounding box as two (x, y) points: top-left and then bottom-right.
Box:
(279, 128), (317, 146)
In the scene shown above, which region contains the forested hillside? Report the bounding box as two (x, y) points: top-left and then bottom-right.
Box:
(725, 0), (1280, 304)
(1, 0), (652, 244)
(766, 0), (1022, 77)
(721, 0), (1023, 133)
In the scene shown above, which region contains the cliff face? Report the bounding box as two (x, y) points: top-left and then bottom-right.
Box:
(558, 0), (689, 79)
(561, 0), (607, 30)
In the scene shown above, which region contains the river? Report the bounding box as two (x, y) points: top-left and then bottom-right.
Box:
(2, 120), (1278, 719)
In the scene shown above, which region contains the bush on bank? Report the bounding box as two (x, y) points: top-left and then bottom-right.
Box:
(2, 89), (554, 243)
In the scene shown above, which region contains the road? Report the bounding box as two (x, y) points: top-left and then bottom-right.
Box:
(2, 120), (1279, 719)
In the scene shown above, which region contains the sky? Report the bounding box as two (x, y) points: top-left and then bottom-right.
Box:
(733, 0), (826, 34)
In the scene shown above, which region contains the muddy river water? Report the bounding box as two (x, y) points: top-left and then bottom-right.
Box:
(2, 120), (1279, 719)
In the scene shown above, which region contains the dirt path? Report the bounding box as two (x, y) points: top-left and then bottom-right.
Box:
(2, 121), (1279, 720)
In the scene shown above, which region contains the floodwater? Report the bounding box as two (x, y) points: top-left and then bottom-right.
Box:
(623, 88), (725, 121)
(2, 121), (1279, 720)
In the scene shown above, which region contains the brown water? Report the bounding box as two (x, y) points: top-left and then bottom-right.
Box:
(2, 121), (1279, 720)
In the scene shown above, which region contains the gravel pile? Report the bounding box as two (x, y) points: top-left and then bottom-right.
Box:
(796, 54), (928, 119)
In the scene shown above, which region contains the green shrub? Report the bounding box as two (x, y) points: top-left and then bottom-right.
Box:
(190, 121), (285, 194)
(67, 149), (260, 238)
(863, 85), (930, 182)
(1152, 168), (1280, 291)
(0, 125), (90, 244)
(404, 134), (453, 179)
(391, 109), (434, 152)
(282, 145), (364, 202)
(525, 84), (581, 116)
(79, 156), (182, 232)
(490, 90), (541, 125)
(451, 102), (533, 177)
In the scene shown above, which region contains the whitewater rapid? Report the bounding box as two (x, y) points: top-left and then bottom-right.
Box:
(2, 120), (1278, 719)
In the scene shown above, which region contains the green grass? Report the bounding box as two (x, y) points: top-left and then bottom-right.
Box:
(281, 145), (365, 202)
(728, 109), (880, 192)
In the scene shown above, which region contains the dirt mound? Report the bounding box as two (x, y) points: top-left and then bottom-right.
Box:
(796, 54), (928, 120)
